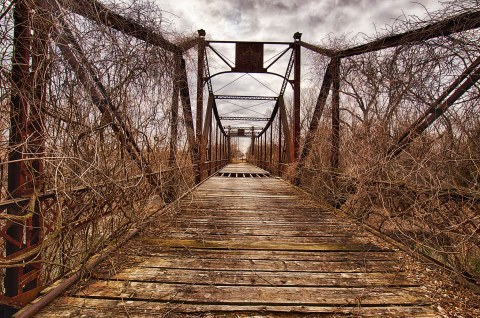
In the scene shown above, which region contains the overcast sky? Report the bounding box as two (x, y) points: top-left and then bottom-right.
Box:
(157, 0), (443, 42)
(154, 0), (444, 154)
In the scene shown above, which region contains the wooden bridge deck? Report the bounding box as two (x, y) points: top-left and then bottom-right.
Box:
(35, 163), (439, 317)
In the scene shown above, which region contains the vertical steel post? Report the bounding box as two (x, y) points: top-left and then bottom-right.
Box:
(259, 134), (262, 166)
(6, 0), (31, 304)
(264, 131), (267, 165)
(215, 124), (218, 171)
(4, 0), (44, 311)
(278, 110), (282, 175)
(269, 124), (273, 167)
(202, 94), (213, 176)
(251, 127), (255, 159)
(169, 55), (180, 166)
(219, 130), (223, 163)
(279, 96), (293, 163)
(227, 127), (231, 162)
(257, 136), (260, 164)
(331, 58), (340, 171)
(208, 115), (212, 175)
(196, 29), (206, 181)
(293, 32), (302, 162)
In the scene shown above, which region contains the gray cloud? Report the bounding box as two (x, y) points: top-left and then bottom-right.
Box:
(157, 0), (441, 42)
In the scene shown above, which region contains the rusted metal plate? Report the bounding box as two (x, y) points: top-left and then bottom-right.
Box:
(35, 163), (440, 317)
(232, 42), (265, 73)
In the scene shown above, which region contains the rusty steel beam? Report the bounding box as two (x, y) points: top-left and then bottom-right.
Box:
(220, 116), (270, 121)
(265, 46), (292, 70)
(212, 102), (227, 136)
(337, 10), (480, 58)
(297, 59), (336, 169)
(219, 128), (223, 161)
(207, 44), (234, 69)
(215, 124), (218, 165)
(250, 127), (255, 157)
(179, 57), (199, 170)
(227, 126), (264, 130)
(179, 36), (201, 52)
(387, 55), (480, 158)
(202, 94), (214, 150)
(214, 95), (277, 101)
(196, 30), (206, 182)
(52, 21), (154, 178)
(299, 41), (336, 57)
(279, 96), (293, 163)
(207, 40), (292, 45)
(2, 0), (53, 311)
(293, 32), (302, 161)
(60, 0), (182, 53)
(257, 99), (280, 136)
(169, 55), (181, 166)
(4, 0), (42, 311)
(8, 1), (31, 199)
(331, 59), (341, 171)
(207, 112), (212, 175)
(35, 0), (155, 178)
(227, 134), (231, 161)
(280, 50), (295, 96)
(269, 122), (273, 164)
(264, 131), (267, 163)
(278, 108), (282, 174)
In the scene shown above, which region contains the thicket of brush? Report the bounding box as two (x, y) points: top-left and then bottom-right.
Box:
(297, 0), (480, 285)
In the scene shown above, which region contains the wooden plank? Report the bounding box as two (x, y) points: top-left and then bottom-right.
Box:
(138, 238), (387, 252)
(37, 297), (441, 317)
(75, 282), (430, 305)
(129, 248), (396, 262)
(137, 257), (399, 272)
(165, 232), (370, 240)
(106, 267), (417, 287)
(161, 226), (363, 235)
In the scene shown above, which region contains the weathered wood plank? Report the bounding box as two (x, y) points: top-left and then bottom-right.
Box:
(129, 248), (396, 261)
(38, 297), (441, 317)
(137, 257), (399, 272)
(76, 282), (429, 306)
(137, 238), (387, 252)
(105, 268), (417, 287)
(142, 234), (377, 245)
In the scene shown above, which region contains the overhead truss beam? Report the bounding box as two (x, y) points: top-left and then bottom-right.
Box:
(60, 0), (188, 53)
(215, 95), (277, 101)
(337, 10), (480, 58)
(220, 117), (270, 121)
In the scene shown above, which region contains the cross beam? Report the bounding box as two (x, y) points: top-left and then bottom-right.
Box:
(215, 95), (278, 101)
(220, 116), (270, 121)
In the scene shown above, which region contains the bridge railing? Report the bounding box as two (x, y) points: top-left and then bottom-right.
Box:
(0, 164), (202, 306)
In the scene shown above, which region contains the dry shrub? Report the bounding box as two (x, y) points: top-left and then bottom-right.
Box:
(299, 0), (480, 283)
